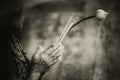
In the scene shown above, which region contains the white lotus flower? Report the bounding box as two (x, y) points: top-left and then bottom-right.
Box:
(95, 9), (108, 20)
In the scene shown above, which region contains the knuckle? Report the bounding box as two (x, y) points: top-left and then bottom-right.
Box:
(53, 59), (58, 63)
(51, 59), (58, 65)
(55, 59), (59, 62)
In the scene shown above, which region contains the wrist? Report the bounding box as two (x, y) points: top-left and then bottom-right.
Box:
(26, 67), (43, 80)
(31, 65), (47, 76)
(31, 69), (41, 76)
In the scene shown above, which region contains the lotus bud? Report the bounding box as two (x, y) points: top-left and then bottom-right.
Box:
(95, 9), (108, 20)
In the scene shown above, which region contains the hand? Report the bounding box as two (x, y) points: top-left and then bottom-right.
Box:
(30, 43), (64, 74)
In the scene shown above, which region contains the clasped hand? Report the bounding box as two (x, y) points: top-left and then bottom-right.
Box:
(31, 43), (64, 74)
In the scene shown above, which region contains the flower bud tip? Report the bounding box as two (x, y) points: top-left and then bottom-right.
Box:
(95, 9), (108, 20)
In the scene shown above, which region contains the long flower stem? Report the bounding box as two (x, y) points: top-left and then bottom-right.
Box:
(56, 15), (95, 46)
(69, 15), (95, 31)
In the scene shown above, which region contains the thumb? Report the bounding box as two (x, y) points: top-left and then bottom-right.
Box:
(33, 45), (44, 59)
(37, 45), (44, 53)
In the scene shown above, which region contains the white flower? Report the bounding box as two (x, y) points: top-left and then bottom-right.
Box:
(95, 9), (108, 20)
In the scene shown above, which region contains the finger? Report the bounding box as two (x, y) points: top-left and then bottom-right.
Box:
(52, 44), (64, 56)
(51, 52), (61, 61)
(46, 43), (64, 55)
(51, 43), (62, 50)
(45, 47), (54, 55)
(47, 43), (56, 49)
(56, 43), (64, 51)
(59, 45), (64, 52)
(50, 59), (59, 66)
(48, 47), (63, 61)
(54, 46), (64, 61)
(45, 43), (57, 55)
(52, 43), (60, 51)
(46, 45), (58, 56)
(54, 49), (64, 60)
(50, 47), (60, 56)
(58, 50), (63, 61)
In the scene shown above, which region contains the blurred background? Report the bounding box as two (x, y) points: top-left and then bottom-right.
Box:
(0, 0), (120, 80)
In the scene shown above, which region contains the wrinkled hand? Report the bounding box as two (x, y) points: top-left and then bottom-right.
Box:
(31, 43), (64, 74)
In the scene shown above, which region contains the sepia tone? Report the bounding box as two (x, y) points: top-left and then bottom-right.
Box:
(0, 0), (120, 80)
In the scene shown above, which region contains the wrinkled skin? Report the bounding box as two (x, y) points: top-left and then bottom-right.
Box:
(31, 43), (64, 74)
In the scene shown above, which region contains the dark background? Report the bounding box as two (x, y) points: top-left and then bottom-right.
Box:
(0, 0), (120, 80)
